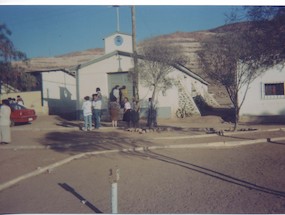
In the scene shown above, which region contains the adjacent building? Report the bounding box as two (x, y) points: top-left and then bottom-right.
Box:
(239, 63), (285, 122)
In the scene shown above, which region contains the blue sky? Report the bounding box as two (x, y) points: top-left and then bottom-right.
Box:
(0, 5), (241, 58)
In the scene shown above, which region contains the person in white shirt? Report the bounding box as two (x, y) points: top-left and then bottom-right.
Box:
(16, 95), (24, 106)
(0, 99), (11, 144)
(82, 96), (92, 131)
(92, 93), (102, 129)
(123, 97), (132, 128)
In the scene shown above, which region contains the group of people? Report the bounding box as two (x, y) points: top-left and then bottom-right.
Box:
(109, 96), (140, 128)
(111, 85), (129, 108)
(81, 88), (102, 131)
(110, 85), (140, 128)
(6, 95), (24, 106)
(82, 86), (140, 131)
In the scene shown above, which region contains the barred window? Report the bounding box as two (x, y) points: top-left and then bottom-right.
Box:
(264, 83), (284, 96)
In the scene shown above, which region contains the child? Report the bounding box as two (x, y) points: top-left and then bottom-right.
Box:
(82, 96), (92, 131)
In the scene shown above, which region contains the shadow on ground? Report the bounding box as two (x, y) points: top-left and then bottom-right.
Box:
(122, 149), (285, 199)
(201, 107), (235, 123)
(59, 183), (103, 213)
(39, 130), (155, 154)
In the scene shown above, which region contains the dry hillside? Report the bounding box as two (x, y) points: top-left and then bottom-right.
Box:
(18, 25), (235, 106)
(14, 48), (104, 72)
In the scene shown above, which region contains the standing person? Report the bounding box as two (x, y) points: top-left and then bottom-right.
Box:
(112, 85), (120, 102)
(120, 85), (128, 108)
(109, 97), (120, 127)
(122, 97), (132, 128)
(91, 94), (97, 127)
(147, 97), (157, 128)
(0, 99), (11, 144)
(81, 96), (92, 131)
(92, 93), (102, 129)
(16, 95), (24, 106)
(131, 98), (140, 128)
(96, 87), (102, 100)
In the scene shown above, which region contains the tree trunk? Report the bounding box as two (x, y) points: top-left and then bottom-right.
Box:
(148, 86), (157, 128)
(233, 107), (240, 131)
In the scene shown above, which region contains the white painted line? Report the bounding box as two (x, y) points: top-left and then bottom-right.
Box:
(0, 150), (120, 192)
(1, 136), (285, 192)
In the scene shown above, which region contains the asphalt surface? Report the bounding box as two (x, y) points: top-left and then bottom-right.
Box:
(0, 115), (285, 213)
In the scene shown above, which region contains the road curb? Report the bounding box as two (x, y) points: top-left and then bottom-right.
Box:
(1, 136), (285, 192)
(0, 150), (120, 192)
(152, 127), (285, 140)
(11, 126), (120, 132)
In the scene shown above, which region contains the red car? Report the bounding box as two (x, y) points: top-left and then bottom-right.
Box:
(1, 102), (37, 126)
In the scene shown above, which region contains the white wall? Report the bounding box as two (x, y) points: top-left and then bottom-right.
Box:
(104, 33), (133, 54)
(1, 91), (43, 114)
(42, 71), (77, 115)
(138, 69), (207, 118)
(239, 64), (285, 116)
(78, 55), (134, 108)
(77, 54), (209, 118)
(42, 71), (76, 99)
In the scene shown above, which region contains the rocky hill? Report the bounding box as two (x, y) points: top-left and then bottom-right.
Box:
(19, 24), (236, 106)
(140, 30), (231, 106)
(15, 48), (104, 72)
(144, 31), (214, 75)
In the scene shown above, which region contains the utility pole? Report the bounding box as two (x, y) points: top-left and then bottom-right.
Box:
(114, 6), (120, 32)
(131, 6), (139, 100)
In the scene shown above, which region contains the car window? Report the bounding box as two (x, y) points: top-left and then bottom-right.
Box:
(10, 103), (26, 110)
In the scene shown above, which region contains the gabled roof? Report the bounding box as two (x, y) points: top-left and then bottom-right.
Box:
(70, 50), (132, 71)
(71, 50), (209, 85)
(24, 49), (208, 86)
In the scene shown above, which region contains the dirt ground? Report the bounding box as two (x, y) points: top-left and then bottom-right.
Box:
(0, 115), (285, 213)
(1, 114), (285, 184)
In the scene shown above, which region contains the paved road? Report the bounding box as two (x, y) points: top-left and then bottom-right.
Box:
(1, 142), (285, 213)
(0, 115), (285, 213)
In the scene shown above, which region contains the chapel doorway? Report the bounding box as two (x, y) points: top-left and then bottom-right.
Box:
(107, 72), (133, 101)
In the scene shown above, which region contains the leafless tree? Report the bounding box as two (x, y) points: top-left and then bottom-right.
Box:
(198, 6), (285, 131)
(138, 41), (187, 101)
(198, 30), (263, 131)
(137, 40), (187, 127)
(228, 6), (285, 67)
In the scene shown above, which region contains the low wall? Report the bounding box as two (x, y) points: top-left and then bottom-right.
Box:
(0, 91), (47, 115)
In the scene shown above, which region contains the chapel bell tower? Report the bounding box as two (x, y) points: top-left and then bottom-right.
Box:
(104, 32), (133, 54)
(104, 6), (133, 54)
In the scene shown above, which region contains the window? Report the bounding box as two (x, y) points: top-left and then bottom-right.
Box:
(264, 83), (284, 96)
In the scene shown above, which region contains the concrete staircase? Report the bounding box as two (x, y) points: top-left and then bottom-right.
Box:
(176, 80), (201, 116)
